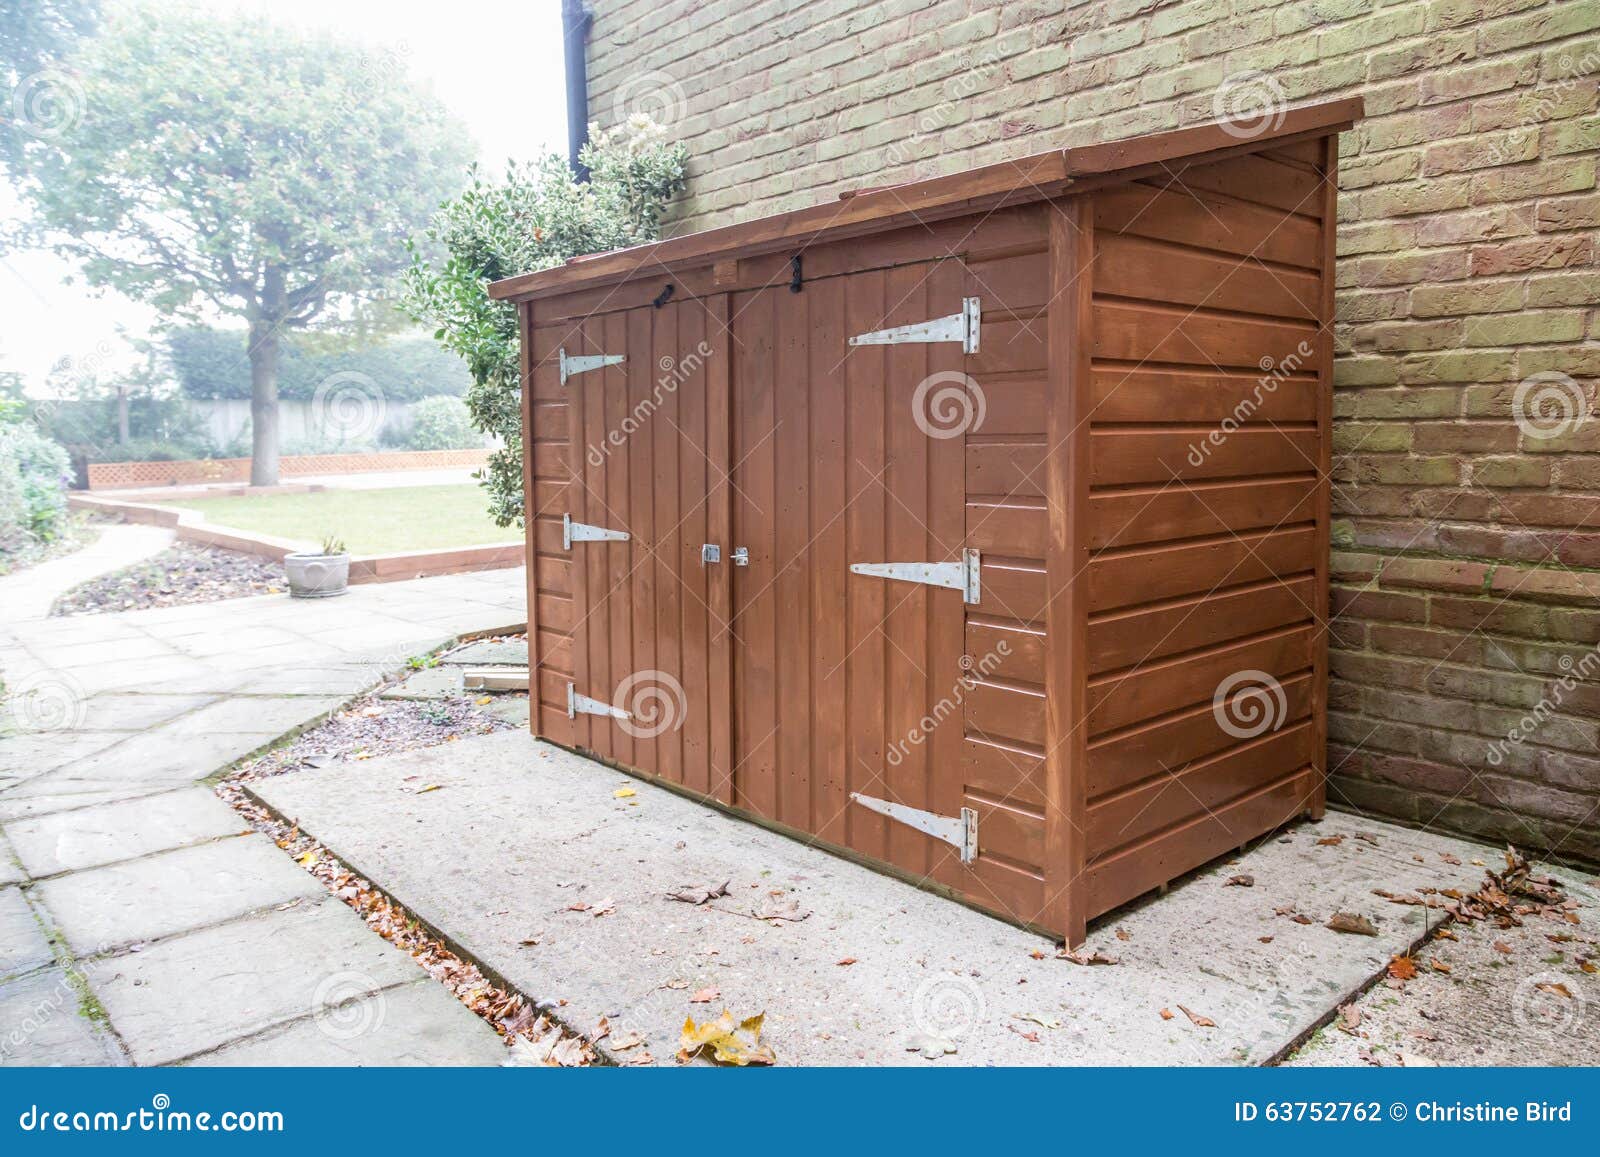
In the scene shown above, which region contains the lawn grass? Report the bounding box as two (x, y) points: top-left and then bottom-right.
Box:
(176, 484), (520, 555)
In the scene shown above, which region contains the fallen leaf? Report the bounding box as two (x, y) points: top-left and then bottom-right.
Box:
(518, 936), (541, 947)
(1028, 948), (1047, 960)
(1225, 874), (1255, 888)
(416, 783), (442, 794)
(1353, 832), (1381, 846)
(1258, 936), (1275, 944)
(688, 986), (721, 1004)
(614, 787), (636, 799)
(1178, 1005), (1216, 1028)
(666, 881), (730, 905)
(1115, 928), (1131, 941)
(296, 851), (319, 867)
(1057, 948), (1119, 966)
(1537, 982), (1573, 999)
(1439, 852), (1461, 866)
(1399, 1052), (1438, 1067)
(610, 1032), (646, 1051)
(836, 957), (857, 967)
(1317, 835), (1345, 847)
(1159, 1008), (1174, 1020)
(1429, 958), (1452, 974)
(1336, 1005), (1362, 1035)
(1493, 940), (1513, 954)
(1007, 1025), (1041, 1043)
(1388, 955), (1418, 981)
(678, 1010), (774, 1066)
(904, 1032), (957, 1060)
(752, 896), (811, 923)
(1327, 911), (1379, 936)
(661, 979), (689, 991)
(1015, 1012), (1061, 1029)
(476, 696), (492, 706)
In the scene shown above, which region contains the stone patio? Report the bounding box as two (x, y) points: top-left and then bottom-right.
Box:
(0, 568), (526, 1066)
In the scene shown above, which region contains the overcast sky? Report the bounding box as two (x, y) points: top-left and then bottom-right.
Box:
(0, 0), (569, 394)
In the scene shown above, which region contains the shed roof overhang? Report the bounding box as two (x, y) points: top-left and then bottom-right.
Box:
(488, 96), (1362, 304)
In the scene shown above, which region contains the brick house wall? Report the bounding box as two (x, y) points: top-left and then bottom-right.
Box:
(581, 0), (1600, 864)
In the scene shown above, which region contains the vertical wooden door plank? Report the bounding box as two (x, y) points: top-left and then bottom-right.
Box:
(653, 301), (685, 786)
(775, 286), (812, 830)
(603, 310), (633, 770)
(810, 275), (850, 847)
(1044, 200), (1093, 945)
(680, 301), (712, 797)
(704, 293), (736, 806)
(1309, 134), (1337, 821)
(626, 304), (657, 776)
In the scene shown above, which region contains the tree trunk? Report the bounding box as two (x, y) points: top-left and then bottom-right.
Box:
(115, 387), (129, 445)
(247, 319), (281, 487)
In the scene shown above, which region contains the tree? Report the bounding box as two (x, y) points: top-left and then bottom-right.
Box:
(0, 0), (99, 171)
(11, 5), (475, 484)
(403, 118), (687, 526)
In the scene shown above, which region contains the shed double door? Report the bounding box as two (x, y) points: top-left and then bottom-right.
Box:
(564, 259), (980, 892)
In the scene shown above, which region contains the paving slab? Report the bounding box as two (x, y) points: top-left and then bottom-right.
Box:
(186, 978), (507, 1066)
(0, 830), (24, 886)
(6, 788), (248, 877)
(33, 834), (323, 954)
(379, 666), (464, 701)
(93, 897), (431, 1065)
(75, 693), (221, 732)
(251, 731), (1498, 1066)
(0, 781), (179, 824)
(0, 886), (54, 978)
(155, 694), (348, 738)
(0, 730), (126, 779)
(1286, 864), (1599, 1067)
(0, 967), (125, 1066)
(441, 639), (528, 666)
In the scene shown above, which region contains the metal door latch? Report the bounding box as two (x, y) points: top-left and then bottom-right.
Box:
(849, 548), (981, 604)
(563, 514), (630, 549)
(851, 793), (978, 864)
(731, 547), (749, 566)
(559, 348), (624, 385)
(701, 544), (721, 565)
(849, 298), (980, 354)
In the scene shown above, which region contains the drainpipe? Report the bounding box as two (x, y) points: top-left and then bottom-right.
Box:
(562, 0), (592, 182)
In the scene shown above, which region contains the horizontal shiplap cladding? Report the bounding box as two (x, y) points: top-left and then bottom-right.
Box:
(528, 321), (580, 746)
(1077, 167), (1324, 898)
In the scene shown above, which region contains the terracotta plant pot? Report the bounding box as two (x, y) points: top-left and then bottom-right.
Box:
(284, 551), (350, 598)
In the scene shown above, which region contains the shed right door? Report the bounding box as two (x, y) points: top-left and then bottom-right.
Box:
(726, 260), (981, 894)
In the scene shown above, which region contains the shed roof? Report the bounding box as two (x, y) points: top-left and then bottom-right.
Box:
(488, 96), (1361, 303)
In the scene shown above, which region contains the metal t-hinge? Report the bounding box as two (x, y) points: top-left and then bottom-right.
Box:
(848, 297), (980, 354)
(563, 513), (630, 549)
(567, 683), (631, 721)
(559, 348), (624, 385)
(849, 548), (980, 604)
(851, 793), (978, 864)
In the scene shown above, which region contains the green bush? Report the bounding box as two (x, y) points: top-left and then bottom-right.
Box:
(405, 395), (481, 451)
(0, 420), (72, 556)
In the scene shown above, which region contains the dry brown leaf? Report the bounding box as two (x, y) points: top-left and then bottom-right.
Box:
(678, 1010), (774, 1066)
(1336, 1005), (1362, 1035)
(1537, 981), (1573, 999)
(1225, 874), (1255, 888)
(1429, 958), (1452, 974)
(1115, 928), (1131, 941)
(1177, 1004), (1216, 1028)
(1057, 948), (1119, 966)
(1388, 955), (1419, 981)
(1493, 940), (1513, 954)
(1439, 852), (1462, 866)
(1158, 1008), (1174, 1020)
(1259, 936), (1274, 944)
(1317, 835), (1345, 847)
(836, 957), (857, 967)
(688, 986), (721, 1004)
(1327, 911), (1379, 936)
(666, 881), (730, 905)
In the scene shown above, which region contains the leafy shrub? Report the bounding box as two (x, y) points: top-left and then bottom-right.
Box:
(403, 117), (688, 526)
(405, 395), (481, 451)
(0, 420), (72, 556)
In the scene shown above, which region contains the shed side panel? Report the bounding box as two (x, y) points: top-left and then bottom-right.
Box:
(1082, 144), (1331, 917)
(528, 318), (580, 744)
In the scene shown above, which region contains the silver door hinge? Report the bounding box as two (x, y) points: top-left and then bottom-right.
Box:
(849, 548), (981, 604)
(567, 683), (631, 721)
(559, 348), (624, 385)
(563, 513), (630, 549)
(851, 793), (978, 864)
(848, 297), (980, 354)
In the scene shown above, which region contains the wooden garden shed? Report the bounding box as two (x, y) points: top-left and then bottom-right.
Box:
(490, 96), (1362, 944)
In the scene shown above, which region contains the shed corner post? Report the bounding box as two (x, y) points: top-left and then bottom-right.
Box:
(517, 297), (542, 740)
(1308, 132), (1340, 822)
(1044, 197), (1094, 947)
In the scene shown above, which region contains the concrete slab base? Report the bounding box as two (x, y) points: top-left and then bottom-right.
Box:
(0, 967), (125, 1066)
(440, 640), (527, 666)
(379, 666), (464, 701)
(0, 885), (54, 978)
(251, 730), (1504, 1066)
(7, 788), (248, 877)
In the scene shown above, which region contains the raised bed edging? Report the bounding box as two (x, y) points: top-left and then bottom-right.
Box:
(68, 493), (524, 585)
(86, 448), (491, 491)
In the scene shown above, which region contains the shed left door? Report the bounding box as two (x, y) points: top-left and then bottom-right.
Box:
(557, 297), (735, 802)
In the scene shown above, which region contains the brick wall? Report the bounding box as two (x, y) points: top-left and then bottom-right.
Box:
(583, 0), (1600, 865)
